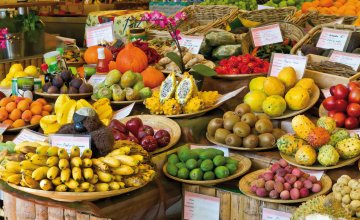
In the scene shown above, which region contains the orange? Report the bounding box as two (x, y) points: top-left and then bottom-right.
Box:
(36, 98), (47, 106)
(30, 115), (42, 125)
(42, 104), (53, 112)
(17, 100), (30, 112)
(0, 97), (12, 107)
(12, 119), (25, 128)
(0, 108), (8, 122)
(2, 119), (13, 127)
(9, 109), (21, 121)
(319, 0), (333, 7)
(141, 67), (165, 89)
(10, 96), (17, 101)
(21, 110), (33, 122)
(41, 111), (50, 116)
(30, 101), (43, 108)
(30, 105), (42, 115)
(5, 102), (16, 113)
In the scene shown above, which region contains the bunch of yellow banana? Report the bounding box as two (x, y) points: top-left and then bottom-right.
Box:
(92, 98), (113, 126)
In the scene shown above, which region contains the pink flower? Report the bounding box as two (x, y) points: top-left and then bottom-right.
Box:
(167, 17), (176, 26)
(141, 12), (151, 21)
(174, 12), (186, 22)
(171, 29), (181, 40)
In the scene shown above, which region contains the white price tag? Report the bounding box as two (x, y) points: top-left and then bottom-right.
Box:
(329, 50), (360, 71)
(190, 145), (229, 156)
(321, 89), (331, 98)
(258, 5), (275, 9)
(13, 129), (47, 144)
(301, 169), (324, 180)
(269, 53), (308, 79)
(179, 35), (204, 54)
(0, 124), (9, 135)
(88, 74), (106, 88)
(262, 208), (291, 220)
(86, 22), (114, 47)
(251, 24), (283, 47)
(112, 103), (135, 120)
(216, 86), (245, 104)
(49, 134), (91, 154)
(0, 87), (12, 97)
(184, 191), (220, 220)
(316, 28), (351, 51)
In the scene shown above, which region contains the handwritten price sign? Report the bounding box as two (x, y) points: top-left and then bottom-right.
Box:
(50, 134), (91, 154)
(184, 191), (220, 220)
(251, 24), (283, 47)
(179, 35), (204, 54)
(316, 28), (351, 51)
(329, 50), (360, 71)
(269, 53), (308, 79)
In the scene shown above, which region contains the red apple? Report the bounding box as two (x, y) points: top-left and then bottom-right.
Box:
(109, 119), (129, 135)
(332, 84), (349, 100)
(347, 103), (360, 117)
(330, 86), (336, 96)
(345, 117), (359, 130)
(125, 117), (143, 137)
(111, 129), (128, 141)
(333, 112), (347, 127)
(328, 110), (337, 117)
(138, 125), (155, 140)
(348, 88), (360, 104)
(335, 99), (347, 112)
(348, 81), (360, 92)
(322, 96), (337, 111)
(141, 136), (158, 152)
(154, 129), (171, 147)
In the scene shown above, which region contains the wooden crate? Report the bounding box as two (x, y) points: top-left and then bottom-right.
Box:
(0, 55), (43, 81)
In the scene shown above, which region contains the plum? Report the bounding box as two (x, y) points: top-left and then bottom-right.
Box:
(291, 168), (302, 178)
(255, 178), (266, 188)
(109, 119), (129, 135)
(274, 182), (284, 193)
(276, 168), (287, 177)
(308, 176), (318, 183)
(126, 117), (143, 137)
(256, 188), (268, 197)
(280, 190), (290, 200)
(303, 180), (313, 189)
(312, 183), (322, 193)
(279, 159), (288, 168)
(154, 129), (171, 147)
(299, 177), (306, 182)
(293, 181), (304, 189)
(269, 190), (279, 199)
(284, 165), (293, 174)
(250, 185), (257, 193)
(300, 188), (309, 198)
(274, 176), (285, 183)
(270, 163), (281, 173)
(265, 180), (275, 191)
(138, 125), (155, 140)
(140, 136), (158, 152)
(290, 188), (300, 200)
(283, 182), (292, 191)
(262, 171), (274, 181)
(284, 174), (297, 184)
(112, 129), (128, 140)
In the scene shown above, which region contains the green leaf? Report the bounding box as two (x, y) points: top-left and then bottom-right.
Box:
(166, 52), (184, 72)
(190, 64), (217, 77)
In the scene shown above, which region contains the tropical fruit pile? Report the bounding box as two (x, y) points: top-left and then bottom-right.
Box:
(144, 73), (219, 115)
(277, 115), (360, 166)
(250, 159), (323, 200)
(207, 103), (286, 148)
(0, 96), (52, 129)
(0, 64), (39, 88)
(0, 141), (155, 192)
(332, 175), (360, 217)
(200, 0), (258, 10)
(263, 0), (304, 9)
(245, 67), (318, 117)
(40, 95), (112, 134)
(215, 54), (270, 75)
(301, 0), (360, 16)
(166, 145), (238, 181)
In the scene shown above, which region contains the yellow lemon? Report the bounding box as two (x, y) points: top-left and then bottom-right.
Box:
(249, 76), (266, 92)
(295, 78), (316, 96)
(8, 63), (23, 74)
(24, 65), (38, 77)
(263, 76), (285, 96)
(262, 95), (287, 117)
(0, 79), (11, 87)
(14, 71), (27, 78)
(285, 87), (310, 110)
(244, 91), (267, 112)
(277, 67), (297, 90)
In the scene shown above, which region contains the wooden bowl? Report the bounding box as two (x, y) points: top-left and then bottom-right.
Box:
(35, 91), (92, 100)
(119, 115), (181, 155)
(239, 169), (332, 204)
(163, 155), (252, 186)
(92, 97), (144, 106)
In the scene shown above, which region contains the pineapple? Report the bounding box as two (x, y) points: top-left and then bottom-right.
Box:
(292, 115), (316, 140)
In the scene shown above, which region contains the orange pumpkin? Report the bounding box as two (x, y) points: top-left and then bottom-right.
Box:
(116, 43), (148, 73)
(141, 66), (165, 89)
(84, 46), (113, 64)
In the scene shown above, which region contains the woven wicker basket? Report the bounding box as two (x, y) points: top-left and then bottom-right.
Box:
(309, 13), (357, 26)
(146, 5), (238, 39)
(238, 7), (297, 24)
(290, 23), (360, 55)
(241, 22), (305, 55)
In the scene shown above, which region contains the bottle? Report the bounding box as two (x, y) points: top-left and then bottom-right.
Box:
(96, 47), (109, 74)
(40, 63), (51, 83)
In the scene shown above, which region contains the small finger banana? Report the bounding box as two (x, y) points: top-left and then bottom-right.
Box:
(111, 165), (134, 175)
(65, 179), (79, 189)
(88, 184), (95, 192)
(107, 148), (126, 157)
(113, 155), (139, 166)
(95, 183), (109, 192)
(114, 175), (122, 182)
(52, 177), (62, 186)
(100, 156), (120, 168)
(36, 146), (49, 156)
(20, 160), (40, 171)
(82, 158), (92, 168)
(74, 187), (85, 192)
(25, 152), (35, 160)
(59, 159), (70, 170)
(118, 181), (125, 189)
(72, 167), (82, 181)
(35, 141), (50, 147)
(5, 161), (21, 173)
(47, 166), (60, 180)
(81, 148), (92, 159)
(83, 168), (94, 180)
(131, 155), (144, 163)
(7, 174), (21, 184)
(88, 174), (99, 184)
(30, 154), (47, 166)
(92, 159), (109, 172)
(55, 184), (67, 192)
(60, 168), (71, 183)
(32, 166), (49, 181)
(58, 148), (69, 160)
(40, 179), (53, 191)
(47, 146), (59, 157)
(22, 174), (39, 189)
(109, 182), (120, 190)
(70, 146), (80, 158)
(46, 156), (59, 167)
(97, 171), (112, 183)
(70, 157), (82, 167)
(21, 169), (33, 176)
(80, 182), (90, 190)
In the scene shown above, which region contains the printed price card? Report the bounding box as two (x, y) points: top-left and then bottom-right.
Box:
(258, 5), (275, 9)
(262, 208), (291, 220)
(50, 134), (91, 154)
(316, 28), (351, 51)
(13, 129), (47, 144)
(88, 74), (106, 88)
(190, 145), (229, 156)
(301, 169), (324, 180)
(216, 86), (246, 104)
(112, 103), (135, 120)
(0, 124), (9, 135)
(184, 191), (220, 220)
(86, 22), (114, 47)
(0, 87), (12, 97)
(321, 89), (331, 98)
(179, 35), (204, 54)
(329, 50), (360, 71)
(269, 53), (308, 79)
(251, 24), (283, 47)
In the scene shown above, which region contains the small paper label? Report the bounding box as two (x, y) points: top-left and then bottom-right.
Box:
(216, 86), (245, 104)
(88, 74), (106, 88)
(301, 169), (324, 180)
(251, 24), (283, 47)
(86, 22), (114, 47)
(184, 191), (220, 220)
(112, 103), (135, 120)
(258, 5), (275, 9)
(321, 89), (331, 98)
(0, 87), (12, 97)
(179, 35), (204, 54)
(49, 134), (91, 154)
(0, 124), (9, 135)
(329, 50), (360, 71)
(262, 208), (291, 220)
(190, 145), (229, 156)
(269, 53), (308, 79)
(316, 28), (351, 51)
(13, 129), (47, 144)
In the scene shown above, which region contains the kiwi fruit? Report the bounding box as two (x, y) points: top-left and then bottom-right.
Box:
(255, 119), (274, 134)
(241, 113), (258, 127)
(223, 111), (236, 120)
(272, 128), (286, 140)
(223, 115), (240, 131)
(207, 118), (223, 137)
(256, 113), (270, 120)
(225, 133), (242, 148)
(251, 127), (259, 135)
(233, 122), (251, 137)
(258, 133), (276, 148)
(214, 128), (231, 144)
(234, 103), (251, 117)
(243, 134), (259, 148)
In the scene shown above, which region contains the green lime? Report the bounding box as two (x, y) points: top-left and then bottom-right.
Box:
(273, 0), (281, 4)
(214, 166), (230, 179)
(177, 167), (190, 179)
(213, 155), (226, 166)
(203, 171), (215, 180)
(226, 158), (238, 165)
(197, 159), (203, 168)
(200, 159), (214, 172)
(287, 0), (295, 6)
(186, 159), (198, 170)
(226, 163), (238, 175)
(176, 162), (186, 169)
(278, 1), (287, 7)
(168, 154), (179, 164)
(166, 163), (178, 176)
(189, 168), (204, 180)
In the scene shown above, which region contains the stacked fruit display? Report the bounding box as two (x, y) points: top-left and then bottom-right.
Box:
(250, 159), (323, 200)
(0, 96), (52, 129)
(207, 103), (286, 149)
(200, 0), (258, 10)
(263, 0), (304, 9)
(0, 141), (155, 192)
(278, 115), (360, 166)
(244, 67), (318, 117)
(109, 118), (171, 152)
(41, 70), (93, 95)
(332, 175), (360, 217)
(214, 54), (270, 75)
(0, 64), (39, 88)
(165, 145), (238, 181)
(144, 73), (219, 115)
(92, 69), (152, 102)
(302, 0), (360, 16)
(322, 82), (360, 129)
